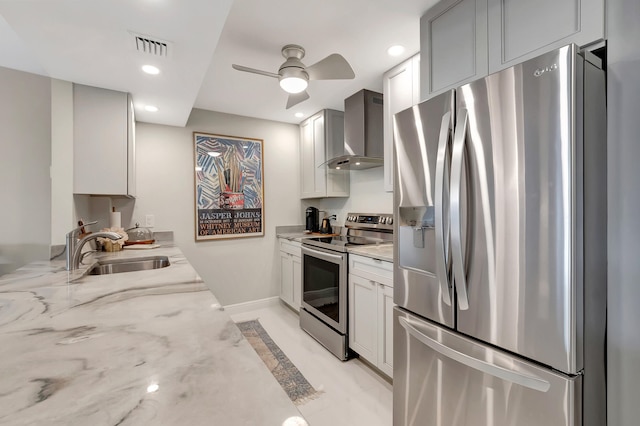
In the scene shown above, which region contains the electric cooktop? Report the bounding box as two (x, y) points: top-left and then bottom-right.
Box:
(303, 213), (394, 252)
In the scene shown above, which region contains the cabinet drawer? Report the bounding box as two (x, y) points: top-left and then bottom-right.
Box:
(349, 254), (393, 286)
(279, 239), (301, 257)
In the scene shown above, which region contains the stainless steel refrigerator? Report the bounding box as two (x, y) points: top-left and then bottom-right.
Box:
(392, 44), (606, 426)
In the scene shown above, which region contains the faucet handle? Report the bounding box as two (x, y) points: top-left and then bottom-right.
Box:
(67, 220), (98, 237)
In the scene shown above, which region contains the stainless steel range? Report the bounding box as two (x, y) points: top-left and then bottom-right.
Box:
(300, 213), (393, 360)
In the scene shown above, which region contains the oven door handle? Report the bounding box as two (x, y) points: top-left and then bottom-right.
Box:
(302, 246), (345, 262)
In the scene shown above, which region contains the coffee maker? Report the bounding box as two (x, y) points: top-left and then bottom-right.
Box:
(305, 207), (319, 233)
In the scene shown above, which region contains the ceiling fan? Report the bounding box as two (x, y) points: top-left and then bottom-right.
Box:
(232, 44), (355, 109)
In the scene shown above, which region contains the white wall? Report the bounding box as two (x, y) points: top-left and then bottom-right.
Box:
(309, 167), (394, 223)
(607, 0), (640, 424)
(50, 79), (74, 245)
(0, 66), (51, 275)
(133, 109), (302, 305)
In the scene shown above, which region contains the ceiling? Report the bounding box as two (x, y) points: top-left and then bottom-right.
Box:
(0, 0), (437, 126)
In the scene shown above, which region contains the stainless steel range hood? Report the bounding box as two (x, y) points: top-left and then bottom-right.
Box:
(325, 89), (384, 170)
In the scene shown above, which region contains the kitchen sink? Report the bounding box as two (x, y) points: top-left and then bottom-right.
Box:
(87, 255), (170, 275)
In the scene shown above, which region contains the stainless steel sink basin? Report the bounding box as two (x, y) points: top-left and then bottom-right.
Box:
(87, 255), (170, 275)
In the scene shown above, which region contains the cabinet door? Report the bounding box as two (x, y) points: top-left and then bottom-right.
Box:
(488, 0), (605, 72)
(420, 0), (488, 99)
(325, 110), (350, 197)
(349, 273), (378, 363)
(300, 112), (326, 198)
(280, 251), (294, 308)
(378, 283), (394, 378)
(383, 54), (420, 192)
(74, 84), (133, 196)
(300, 110), (349, 199)
(292, 254), (302, 311)
(126, 94), (136, 197)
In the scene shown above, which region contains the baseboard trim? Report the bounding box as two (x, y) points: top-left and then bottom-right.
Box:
(223, 296), (281, 315)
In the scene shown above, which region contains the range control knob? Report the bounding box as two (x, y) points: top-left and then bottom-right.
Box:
(387, 217), (393, 225)
(381, 217), (388, 224)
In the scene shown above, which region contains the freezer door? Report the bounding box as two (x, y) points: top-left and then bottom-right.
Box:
(452, 45), (588, 374)
(393, 90), (455, 328)
(394, 307), (582, 426)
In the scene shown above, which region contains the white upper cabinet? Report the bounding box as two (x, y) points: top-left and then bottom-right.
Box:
(383, 53), (420, 192)
(420, 0), (488, 99)
(73, 84), (136, 197)
(421, 0), (605, 97)
(487, 0), (606, 72)
(300, 109), (349, 199)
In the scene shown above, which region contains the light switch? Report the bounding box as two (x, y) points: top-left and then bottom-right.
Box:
(145, 214), (155, 227)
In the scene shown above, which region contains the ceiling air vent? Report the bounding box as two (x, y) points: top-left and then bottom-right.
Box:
(132, 33), (170, 57)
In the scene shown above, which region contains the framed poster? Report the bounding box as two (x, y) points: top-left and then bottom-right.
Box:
(194, 132), (264, 240)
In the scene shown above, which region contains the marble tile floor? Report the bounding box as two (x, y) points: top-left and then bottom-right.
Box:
(229, 302), (393, 426)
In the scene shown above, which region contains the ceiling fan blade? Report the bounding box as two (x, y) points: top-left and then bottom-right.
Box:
(286, 91), (310, 109)
(306, 54), (355, 80)
(232, 64), (279, 78)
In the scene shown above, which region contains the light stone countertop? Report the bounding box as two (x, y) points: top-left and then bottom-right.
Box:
(0, 244), (303, 425)
(347, 244), (394, 263)
(276, 225), (394, 262)
(276, 232), (314, 242)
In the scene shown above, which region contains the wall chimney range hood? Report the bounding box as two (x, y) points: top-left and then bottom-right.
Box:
(325, 89), (384, 170)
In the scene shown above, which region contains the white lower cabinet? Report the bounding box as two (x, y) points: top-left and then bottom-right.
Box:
(279, 239), (301, 311)
(348, 254), (394, 378)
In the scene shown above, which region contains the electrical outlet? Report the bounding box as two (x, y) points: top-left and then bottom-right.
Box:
(145, 214), (155, 228)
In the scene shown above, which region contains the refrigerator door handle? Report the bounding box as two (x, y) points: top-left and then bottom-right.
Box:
(451, 108), (470, 310)
(435, 111), (452, 306)
(398, 316), (551, 392)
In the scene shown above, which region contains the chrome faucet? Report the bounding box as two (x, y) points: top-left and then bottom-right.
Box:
(65, 221), (121, 270)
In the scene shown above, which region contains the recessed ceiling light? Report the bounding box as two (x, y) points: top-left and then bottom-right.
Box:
(142, 65), (160, 75)
(146, 383), (159, 393)
(387, 45), (405, 57)
(294, 112), (304, 118)
(144, 105), (159, 112)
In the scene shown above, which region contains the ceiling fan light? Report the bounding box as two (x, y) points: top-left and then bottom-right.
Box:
(279, 76), (308, 94)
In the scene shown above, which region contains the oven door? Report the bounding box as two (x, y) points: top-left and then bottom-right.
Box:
(301, 245), (348, 334)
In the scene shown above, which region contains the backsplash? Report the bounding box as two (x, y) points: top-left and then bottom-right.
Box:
(307, 167), (393, 224)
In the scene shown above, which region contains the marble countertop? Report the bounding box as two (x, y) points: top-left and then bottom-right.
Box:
(0, 244), (303, 425)
(275, 225), (394, 261)
(347, 244), (394, 263)
(276, 232), (314, 242)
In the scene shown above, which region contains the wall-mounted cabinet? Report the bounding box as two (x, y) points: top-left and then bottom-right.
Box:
(279, 238), (302, 311)
(421, 0), (605, 98)
(300, 109), (349, 199)
(487, 0), (605, 72)
(73, 84), (136, 197)
(348, 254), (394, 378)
(383, 53), (420, 192)
(420, 0), (488, 100)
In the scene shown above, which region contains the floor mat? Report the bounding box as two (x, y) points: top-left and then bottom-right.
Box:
(236, 319), (321, 405)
